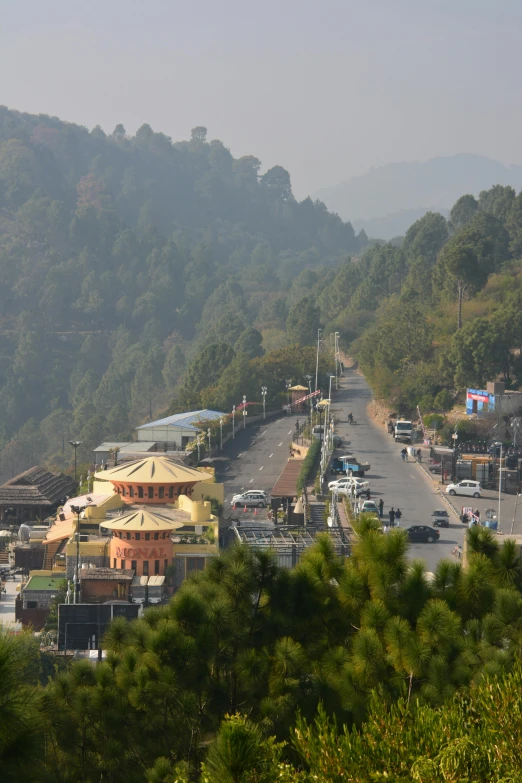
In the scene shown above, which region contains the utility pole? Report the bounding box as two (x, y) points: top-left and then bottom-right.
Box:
(207, 428), (211, 458)
(220, 416), (225, 450)
(261, 386), (267, 420)
(498, 441), (503, 529)
(70, 504), (87, 604)
(243, 395), (247, 429)
(315, 328), (322, 392)
(232, 405), (236, 439)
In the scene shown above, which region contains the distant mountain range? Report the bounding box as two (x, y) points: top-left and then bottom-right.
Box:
(314, 154), (522, 240)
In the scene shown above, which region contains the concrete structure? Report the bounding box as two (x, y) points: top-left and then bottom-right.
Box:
(16, 570), (65, 630)
(135, 409), (226, 449)
(466, 382), (522, 416)
(93, 441), (158, 468)
(102, 508), (180, 576)
(93, 456), (213, 505)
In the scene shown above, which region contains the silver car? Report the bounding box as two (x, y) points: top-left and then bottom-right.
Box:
(232, 491), (269, 508)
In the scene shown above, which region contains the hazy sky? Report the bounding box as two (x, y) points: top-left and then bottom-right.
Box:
(2, 0), (522, 198)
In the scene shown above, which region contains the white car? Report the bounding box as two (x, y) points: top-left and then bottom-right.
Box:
(360, 500), (379, 516)
(336, 481), (370, 498)
(328, 476), (370, 490)
(446, 480), (482, 499)
(231, 490), (269, 507)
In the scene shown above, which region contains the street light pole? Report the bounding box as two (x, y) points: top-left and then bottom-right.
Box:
(243, 395), (247, 429)
(315, 328), (322, 392)
(261, 386), (267, 420)
(70, 504), (87, 604)
(69, 440), (82, 482)
(207, 428), (211, 458)
(220, 417), (224, 450)
(232, 405), (236, 439)
(498, 441), (503, 529)
(286, 379), (292, 408)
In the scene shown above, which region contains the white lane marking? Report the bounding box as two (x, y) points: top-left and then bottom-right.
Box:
(287, 430), (292, 435)
(269, 453), (273, 458)
(249, 478), (254, 483)
(237, 453), (243, 458)
(278, 442), (283, 447)
(259, 465), (264, 471)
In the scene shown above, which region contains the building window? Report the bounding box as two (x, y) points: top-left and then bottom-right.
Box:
(131, 560), (137, 572)
(143, 561), (149, 576)
(130, 486), (135, 498)
(154, 560), (160, 575)
(135, 533), (140, 541)
(186, 558), (205, 574)
(138, 486), (143, 498)
(169, 486), (174, 499)
(148, 486), (154, 499)
(122, 486), (126, 496)
(159, 486), (164, 499)
(154, 532), (159, 540)
(113, 558), (116, 568)
(126, 532), (131, 540)
(120, 560), (125, 569)
(27, 600), (38, 609)
(145, 533), (150, 541)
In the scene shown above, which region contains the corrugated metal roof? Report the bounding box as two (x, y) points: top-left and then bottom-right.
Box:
(136, 409), (225, 430)
(147, 575), (165, 586)
(271, 460), (304, 498)
(93, 442), (132, 452)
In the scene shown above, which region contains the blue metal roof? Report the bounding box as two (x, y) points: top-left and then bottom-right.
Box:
(136, 409), (226, 431)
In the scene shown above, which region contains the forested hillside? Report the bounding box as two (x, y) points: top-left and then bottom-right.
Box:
(313, 184), (522, 416)
(0, 107), (365, 478)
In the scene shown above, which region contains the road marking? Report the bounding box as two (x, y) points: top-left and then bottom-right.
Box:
(237, 453), (243, 458)
(259, 465), (264, 471)
(269, 453), (273, 458)
(249, 479), (254, 483)
(278, 442), (283, 447)
(287, 430), (292, 435)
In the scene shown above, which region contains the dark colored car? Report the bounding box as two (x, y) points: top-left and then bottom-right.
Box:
(405, 525), (440, 543)
(431, 509), (450, 527)
(429, 462), (442, 474)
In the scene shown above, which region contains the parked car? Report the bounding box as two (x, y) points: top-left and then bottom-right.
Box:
(231, 491), (269, 507)
(405, 525), (440, 543)
(337, 482), (369, 498)
(446, 480), (482, 498)
(360, 500), (379, 516)
(429, 462), (442, 474)
(431, 509), (450, 527)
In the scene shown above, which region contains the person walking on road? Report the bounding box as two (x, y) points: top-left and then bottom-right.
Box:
(366, 488), (371, 500)
(378, 498), (384, 518)
(388, 508), (396, 527)
(395, 508), (402, 526)
(401, 448), (407, 462)
(416, 448), (422, 462)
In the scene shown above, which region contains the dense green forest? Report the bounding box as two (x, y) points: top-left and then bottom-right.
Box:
(5, 522), (522, 781)
(0, 107), (365, 479)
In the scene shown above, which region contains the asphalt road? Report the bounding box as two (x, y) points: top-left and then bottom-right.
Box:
(330, 368), (466, 572)
(217, 414), (301, 518)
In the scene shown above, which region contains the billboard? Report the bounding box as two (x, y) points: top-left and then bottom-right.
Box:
(466, 388), (494, 415)
(58, 603), (139, 651)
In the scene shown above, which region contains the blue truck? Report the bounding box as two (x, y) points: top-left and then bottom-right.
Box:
(330, 454), (371, 477)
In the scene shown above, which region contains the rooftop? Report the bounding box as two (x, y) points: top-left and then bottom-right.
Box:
(136, 409), (226, 431)
(80, 567), (134, 581)
(24, 573), (66, 592)
(100, 507), (186, 532)
(94, 455), (213, 484)
(271, 460), (304, 498)
(0, 467), (76, 507)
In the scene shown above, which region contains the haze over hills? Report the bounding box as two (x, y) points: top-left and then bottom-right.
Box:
(315, 154), (522, 239)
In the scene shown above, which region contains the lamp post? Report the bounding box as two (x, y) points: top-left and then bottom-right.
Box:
(261, 386), (267, 420)
(220, 416), (225, 450)
(315, 328), (322, 392)
(207, 428), (211, 458)
(305, 374), (313, 430)
(243, 395), (247, 429)
(496, 441), (503, 529)
(286, 379), (292, 408)
(69, 440), (82, 482)
(334, 331), (340, 389)
(232, 405), (236, 439)
(69, 504), (87, 604)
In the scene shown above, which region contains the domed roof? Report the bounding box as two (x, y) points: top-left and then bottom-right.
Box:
(101, 507), (185, 532)
(94, 455), (212, 484)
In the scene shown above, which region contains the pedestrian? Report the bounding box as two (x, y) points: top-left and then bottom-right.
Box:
(417, 448), (422, 462)
(366, 488), (371, 500)
(395, 508), (402, 526)
(378, 498), (384, 518)
(401, 448), (407, 462)
(474, 508), (480, 521)
(355, 501), (360, 514)
(388, 507), (396, 527)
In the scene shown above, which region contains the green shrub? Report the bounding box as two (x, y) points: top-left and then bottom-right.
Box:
(296, 438), (321, 495)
